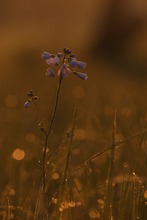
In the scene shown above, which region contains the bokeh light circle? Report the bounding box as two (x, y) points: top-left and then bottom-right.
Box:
(25, 133), (36, 143)
(12, 148), (25, 160)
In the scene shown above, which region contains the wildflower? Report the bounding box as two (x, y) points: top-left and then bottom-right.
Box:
(46, 68), (55, 77)
(42, 48), (88, 80)
(58, 64), (70, 79)
(24, 100), (31, 108)
(46, 56), (59, 67)
(27, 90), (34, 97)
(69, 58), (78, 68)
(42, 52), (52, 60)
(77, 61), (86, 69)
(57, 52), (63, 58)
(63, 48), (72, 55)
(73, 72), (88, 80)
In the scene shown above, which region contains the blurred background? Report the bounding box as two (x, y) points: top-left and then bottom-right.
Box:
(0, 0), (147, 219)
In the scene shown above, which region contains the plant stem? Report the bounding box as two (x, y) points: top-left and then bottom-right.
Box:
(62, 106), (77, 185)
(73, 129), (147, 175)
(34, 55), (67, 219)
(57, 106), (77, 219)
(42, 55), (66, 189)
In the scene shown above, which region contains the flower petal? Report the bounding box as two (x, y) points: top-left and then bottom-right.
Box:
(58, 64), (71, 79)
(46, 56), (59, 66)
(69, 59), (78, 68)
(74, 72), (88, 80)
(24, 101), (31, 108)
(46, 68), (55, 77)
(42, 52), (52, 59)
(57, 52), (63, 58)
(77, 61), (86, 69)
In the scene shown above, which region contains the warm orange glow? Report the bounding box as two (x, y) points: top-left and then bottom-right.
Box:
(12, 148), (25, 160)
(52, 172), (59, 180)
(75, 128), (86, 140)
(144, 190), (147, 199)
(25, 133), (36, 142)
(89, 208), (100, 219)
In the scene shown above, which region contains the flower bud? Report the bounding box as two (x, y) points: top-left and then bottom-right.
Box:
(24, 101), (31, 108)
(57, 53), (63, 58)
(42, 52), (52, 59)
(27, 90), (33, 97)
(46, 56), (59, 66)
(77, 61), (86, 69)
(58, 64), (70, 79)
(33, 96), (39, 100)
(69, 59), (78, 68)
(46, 68), (55, 77)
(63, 48), (72, 55)
(74, 72), (88, 80)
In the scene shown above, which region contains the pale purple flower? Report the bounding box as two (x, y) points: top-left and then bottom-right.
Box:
(69, 58), (78, 68)
(74, 72), (88, 80)
(58, 64), (71, 79)
(57, 53), (63, 58)
(77, 61), (86, 69)
(42, 52), (52, 59)
(42, 48), (88, 80)
(24, 100), (31, 108)
(46, 68), (55, 77)
(46, 56), (59, 67)
(63, 48), (72, 54)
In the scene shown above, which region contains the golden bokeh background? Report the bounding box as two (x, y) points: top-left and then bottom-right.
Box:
(0, 0), (147, 219)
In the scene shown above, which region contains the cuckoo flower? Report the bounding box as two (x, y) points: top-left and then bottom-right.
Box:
(42, 48), (88, 80)
(42, 52), (52, 59)
(74, 72), (88, 80)
(24, 90), (39, 108)
(25, 48), (88, 213)
(68, 58), (78, 68)
(24, 100), (31, 108)
(46, 56), (59, 67)
(46, 68), (55, 77)
(58, 64), (70, 79)
(77, 61), (86, 69)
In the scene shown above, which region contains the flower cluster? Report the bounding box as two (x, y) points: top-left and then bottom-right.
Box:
(24, 90), (38, 108)
(24, 48), (87, 109)
(42, 48), (88, 80)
